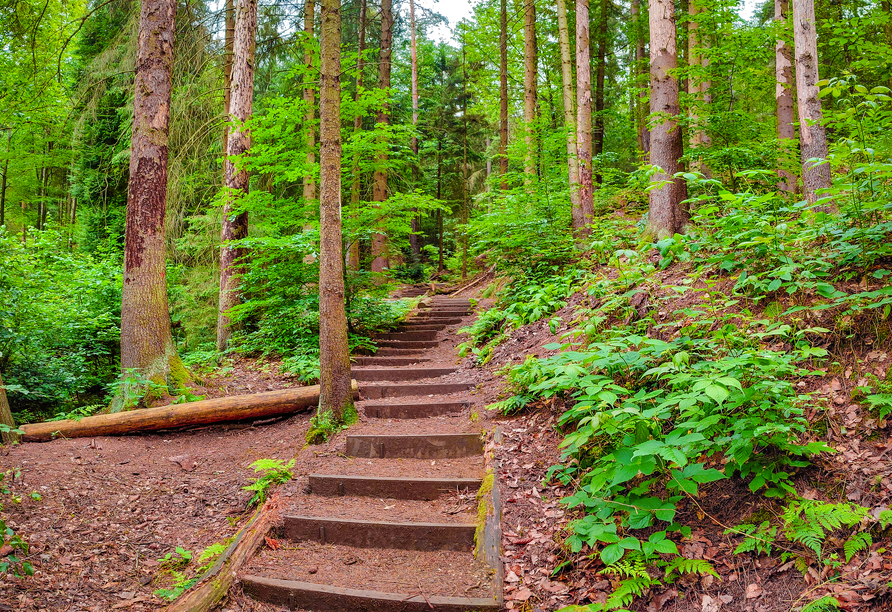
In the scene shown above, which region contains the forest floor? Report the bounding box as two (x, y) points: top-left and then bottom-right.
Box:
(1, 273), (891, 612)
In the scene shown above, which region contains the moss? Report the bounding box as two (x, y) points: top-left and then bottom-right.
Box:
(469, 410), (479, 422)
(474, 471), (495, 557)
(306, 403), (358, 445)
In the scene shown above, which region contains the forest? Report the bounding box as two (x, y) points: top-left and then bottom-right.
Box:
(1, 0), (892, 610)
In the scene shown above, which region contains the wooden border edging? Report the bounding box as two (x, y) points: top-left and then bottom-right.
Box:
(240, 576), (500, 611)
(284, 515), (476, 551)
(20, 382), (359, 442)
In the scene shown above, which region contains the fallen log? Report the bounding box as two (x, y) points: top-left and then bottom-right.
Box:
(165, 493), (283, 612)
(20, 381), (359, 442)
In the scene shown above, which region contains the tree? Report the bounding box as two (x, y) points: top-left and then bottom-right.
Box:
(371, 0), (393, 273)
(303, 0), (316, 203)
(792, 0), (831, 203)
(216, 0), (258, 352)
(499, 0), (509, 189)
(0, 371), (19, 444)
(116, 0), (190, 411)
(593, 0), (609, 185)
(523, 0), (537, 179)
(557, 0), (582, 232)
(347, 0), (367, 271)
(576, 0), (594, 232)
(644, 0), (688, 239)
(409, 0), (421, 256)
(775, 0), (796, 193)
(317, 0), (352, 423)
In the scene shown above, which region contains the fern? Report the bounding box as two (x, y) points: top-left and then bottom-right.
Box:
(727, 521), (777, 556)
(602, 554), (649, 579)
(663, 557), (719, 583)
(879, 509), (892, 530)
(843, 532), (872, 563)
(799, 596), (841, 612)
(605, 576), (657, 609)
(782, 500), (867, 561)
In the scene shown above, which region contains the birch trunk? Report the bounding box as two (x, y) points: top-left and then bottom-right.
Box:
(499, 0), (509, 188)
(216, 0), (257, 352)
(576, 0), (594, 232)
(347, 0), (367, 271)
(775, 0), (796, 192)
(117, 0), (190, 411)
(644, 0), (689, 239)
(792, 0), (831, 203)
(523, 0), (537, 180)
(303, 0), (316, 202)
(318, 0), (352, 422)
(371, 0), (393, 273)
(557, 0), (582, 232)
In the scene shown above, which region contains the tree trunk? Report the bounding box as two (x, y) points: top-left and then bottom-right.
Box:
(0, 134), (8, 227)
(645, 0), (689, 239)
(318, 0), (352, 423)
(223, 0), (234, 155)
(461, 37), (469, 279)
(792, 0), (831, 203)
(0, 371), (19, 445)
(556, 0), (582, 233)
(216, 0), (257, 352)
(371, 0), (393, 273)
(593, 0), (608, 185)
(304, 0), (316, 203)
(499, 0), (509, 188)
(631, 0), (650, 157)
(409, 0), (421, 257)
(523, 0), (537, 180)
(576, 0), (594, 233)
(775, 0), (796, 192)
(117, 0), (189, 412)
(347, 0), (367, 271)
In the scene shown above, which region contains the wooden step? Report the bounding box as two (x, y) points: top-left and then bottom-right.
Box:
(396, 324), (447, 331)
(283, 516), (475, 551)
(352, 357), (431, 366)
(352, 367), (457, 382)
(361, 382), (473, 399)
(309, 474), (482, 500)
(373, 331), (438, 341)
(363, 401), (469, 419)
(375, 340), (438, 349)
(242, 577), (500, 611)
(373, 347), (425, 356)
(415, 312), (470, 319)
(346, 433), (484, 459)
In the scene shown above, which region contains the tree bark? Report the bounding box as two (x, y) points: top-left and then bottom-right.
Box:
(117, 0), (190, 411)
(370, 0), (393, 273)
(347, 0), (367, 271)
(576, 0), (594, 233)
(523, 0), (537, 180)
(775, 0), (796, 192)
(318, 0), (353, 423)
(645, 0), (689, 239)
(216, 0), (257, 352)
(223, 0), (234, 155)
(631, 0), (650, 157)
(0, 371), (19, 445)
(499, 0), (509, 188)
(593, 0), (608, 185)
(22, 383), (359, 442)
(303, 0), (316, 203)
(556, 0), (582, 233)
(792, 0), (831, 203)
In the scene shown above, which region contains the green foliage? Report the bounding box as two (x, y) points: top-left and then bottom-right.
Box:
(0, 470), (37, 577)
(242, 459), (295, 507)
(306, 404), (358, 445)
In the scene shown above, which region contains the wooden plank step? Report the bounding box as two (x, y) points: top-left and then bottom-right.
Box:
(372, 331), (438, 341)
(373, 348), (424, 356)
(363, 401), (469, 419)
(396, 324), (447, 331)
(283, 516), (475, 551)
(352, 368), (457, 382)
(416, 312), (470, 319)
(352, 357), (431, 366)
(375, 340), (438, 349)
(308, 474), (482, 500)
(241, 576), (500, 611)
(346, 433), (484, 459)
(361, 382), (472, 399)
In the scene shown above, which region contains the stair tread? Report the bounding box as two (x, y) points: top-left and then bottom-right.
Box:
(311, 455), (484, 479)
(282, 491), (476, 525)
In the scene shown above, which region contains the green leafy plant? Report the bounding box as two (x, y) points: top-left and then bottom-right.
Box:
(242, 458), (295, 507)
